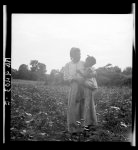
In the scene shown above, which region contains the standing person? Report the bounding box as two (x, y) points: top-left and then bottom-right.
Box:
(76, 55), (98, 128)
(63, 47), (98, 134)
(63, 47), (85, 133)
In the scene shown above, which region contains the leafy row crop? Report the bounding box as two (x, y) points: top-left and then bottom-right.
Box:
(11, 80), (132, 142)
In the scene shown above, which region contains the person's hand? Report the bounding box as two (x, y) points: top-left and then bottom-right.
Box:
(87, 69), (97, 78)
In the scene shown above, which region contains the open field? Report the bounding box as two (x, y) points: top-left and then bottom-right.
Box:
(11, 79), (132, 142)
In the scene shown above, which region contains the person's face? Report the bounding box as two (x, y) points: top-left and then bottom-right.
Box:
(85, 60), (93, 67)
(72, 51), (81, 63)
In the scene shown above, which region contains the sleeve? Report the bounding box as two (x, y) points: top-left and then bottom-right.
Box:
(86, 67), (97, 78)
(63, 63), (73, 82)
(92, 68), (97, 76)
(91, 68), (97, 77)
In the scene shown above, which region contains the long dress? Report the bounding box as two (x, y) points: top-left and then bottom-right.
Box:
(83, 88), (97, 127)
(64, 61), (97, 133)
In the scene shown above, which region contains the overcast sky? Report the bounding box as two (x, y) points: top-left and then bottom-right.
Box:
(11, 14), (133, 74)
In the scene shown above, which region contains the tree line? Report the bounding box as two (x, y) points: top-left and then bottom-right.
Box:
(11, 60), (132, 87)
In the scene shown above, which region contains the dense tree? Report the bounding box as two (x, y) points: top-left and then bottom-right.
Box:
(18, 64), (30, 79)
(38, 63), (46, 74)
(122, 67), (132, 75)
(11, 68), (18, 79)
(113, 66), (121, 73)
(37, 63), (47, 81)
(30, 60), (39, 72)
(11, 60), (131, 87)
(49, 69), (59, 84)
(30, 60), (47, 81)
(18, 64), (29, 72)
(105, 63), (112, 67)
(104, 65), (121, 73)
(96, 65), (130, 87)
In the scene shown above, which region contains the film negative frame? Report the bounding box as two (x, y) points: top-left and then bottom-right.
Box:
(3, 4), (135, 147)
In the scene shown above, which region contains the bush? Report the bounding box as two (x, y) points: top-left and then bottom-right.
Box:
(96, 72), (132, 87)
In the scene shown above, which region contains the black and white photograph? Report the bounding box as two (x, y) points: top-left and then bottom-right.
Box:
(3, 5), (135, 145)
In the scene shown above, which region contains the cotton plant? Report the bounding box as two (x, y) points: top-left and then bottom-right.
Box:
(68, 119), (90, 141)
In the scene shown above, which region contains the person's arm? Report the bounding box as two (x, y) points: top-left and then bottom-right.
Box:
(63, 63), (73, 83)
(70, 70), (85, 85)
(86, 68), (97, 78)
(63, 63), (82, 83)
(76, 70), (86, 78)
